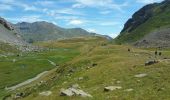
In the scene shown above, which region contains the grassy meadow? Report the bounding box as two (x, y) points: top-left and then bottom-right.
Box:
(2, 37), (169, 100)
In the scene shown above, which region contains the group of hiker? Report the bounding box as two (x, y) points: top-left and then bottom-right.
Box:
(127, 48), (162, 57)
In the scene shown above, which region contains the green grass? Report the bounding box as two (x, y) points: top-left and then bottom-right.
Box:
(115, 3), (170, 44)
(0, 46), (79, 99)
(1, 37), (170, 100)
(11, 42), (170, 100)
(0, 37), (107, 99)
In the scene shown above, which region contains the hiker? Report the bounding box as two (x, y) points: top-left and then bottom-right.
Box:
(155, 51), (158, 56)
(128, 48), (131, 52)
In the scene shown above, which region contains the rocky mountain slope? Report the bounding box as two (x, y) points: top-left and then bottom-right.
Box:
(0, 17), (23, 45)
(0, 17), (40, 52)
(115, 0), (170, 47)
(14, 22), (100, 42)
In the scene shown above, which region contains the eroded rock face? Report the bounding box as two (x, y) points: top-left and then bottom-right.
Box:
(0, 17), (14, 31)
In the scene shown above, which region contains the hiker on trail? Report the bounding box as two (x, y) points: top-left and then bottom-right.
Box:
(155, 51), (158, 56)
(128, 48), (131, 52)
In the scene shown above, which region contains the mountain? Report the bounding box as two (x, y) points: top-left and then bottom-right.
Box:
(115, 0), (170, 47)
(14, 22), (101, 42)
(0, 17), (23, 45)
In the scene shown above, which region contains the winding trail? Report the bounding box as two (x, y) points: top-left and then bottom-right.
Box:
(5, 59), (56, 91)
(47, 60), (56, 66)
(5, 71), (49, 91)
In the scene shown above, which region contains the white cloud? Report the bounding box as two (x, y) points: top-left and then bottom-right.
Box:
(47, 8), (84, 16)
(100, 11), (112, 15)
(68, 19), (84, 25)
(0, 0), (14, 3)
(110, 33), (119, 38)
(73, 0), (128, 11)
(72, 3), (85, 8)
(0, 4), (13, 11)
(136, 0), (163, 4)
(35, 1), (56, 7)
(100, 22), (119, 26)
(7, 15), (43, 23)
(0, 0), (40, 12)
(22, 4), (39, 11)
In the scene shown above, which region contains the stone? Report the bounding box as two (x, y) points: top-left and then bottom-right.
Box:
(92, 63), (97, 67)
(104, 86), (122, 92)
(60, 88), (74, 96)
(124, 89), (134, 92)
(71, 84), (80, 89)
(145, 60), (158, 66)
(14, 92), (25, 99)
(69, 88), (92, 97)
(134, 73), (147, 78)
(78, 77), (84, 81)
(13, 59), (16, 63)
(39, 91), (52, 96)
(116, 81), (121, 84)
(60, 88), (92, 97)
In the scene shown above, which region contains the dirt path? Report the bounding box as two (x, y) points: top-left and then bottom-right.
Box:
(5, 71), (49, 91)
(47, 60), (56, 66)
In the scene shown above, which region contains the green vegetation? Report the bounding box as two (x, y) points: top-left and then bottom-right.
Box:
(0, 41), (80, 99)
(115, 2), (170, 44)
(4, 37), (169, 100)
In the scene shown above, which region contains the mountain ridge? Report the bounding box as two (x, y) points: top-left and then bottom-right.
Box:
(115, 0), (170, 47)
(14, 21), (110, 42)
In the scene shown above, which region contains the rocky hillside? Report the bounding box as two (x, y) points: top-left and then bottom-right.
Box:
(0, 17), (25, 46)
(115, 0), (170, 47)
(14, 22), (100, 42)
(0, 17), (39, 52)
(0, 17), (23, 45)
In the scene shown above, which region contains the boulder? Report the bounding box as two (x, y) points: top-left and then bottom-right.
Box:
(145, 60), (158, 66)
(124, 88), (134, 92)
(60, 87), (92, 97)
(14, 92), (25, 99)
(71, 84), (80, 89)
(39, 91), (52, 96)
(134, 73), (147, 78)
(60, 88), (74, 96)
(69, 88), (92, 97)
(104, 86), (122, 92)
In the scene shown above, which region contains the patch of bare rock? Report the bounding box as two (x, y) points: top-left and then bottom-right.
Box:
(104, 86), (122, 92)
(60, 84), (92, 98)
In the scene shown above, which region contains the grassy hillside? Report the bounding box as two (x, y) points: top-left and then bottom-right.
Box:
(115, 1), (170, 44)
(0, 42), (81, 99)
(0, 37), (108, 99)
(4, 37), (170, 100)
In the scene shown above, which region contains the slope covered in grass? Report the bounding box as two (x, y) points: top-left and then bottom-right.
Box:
(115, 0), (170, 44)
(6, 37), (170, 100)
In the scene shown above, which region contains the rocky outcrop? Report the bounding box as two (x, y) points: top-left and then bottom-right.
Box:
(121, 3), (157, 33)
(60, 84), (92, 97)
(134, 28), (170, 48)
(0, 17), (14, 31)
(121, 0), (170, 33)
(116, 0), (170, 46)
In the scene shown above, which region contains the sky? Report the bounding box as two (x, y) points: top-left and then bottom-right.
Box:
(0, 0), (164, 38)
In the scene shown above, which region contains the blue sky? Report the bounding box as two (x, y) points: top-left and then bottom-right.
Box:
(0, 0), (163, 38)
